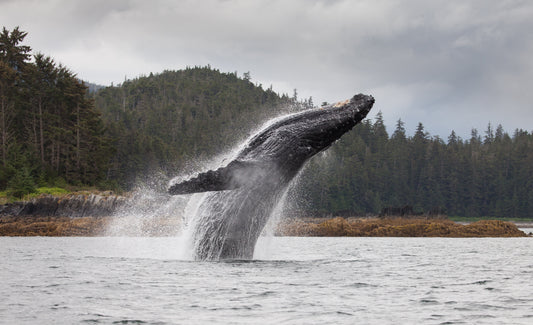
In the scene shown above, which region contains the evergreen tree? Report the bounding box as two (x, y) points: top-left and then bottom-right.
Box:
(7, 167), (35, 198)
(2, 26), (532, 219)
(0, 27), (112, 191)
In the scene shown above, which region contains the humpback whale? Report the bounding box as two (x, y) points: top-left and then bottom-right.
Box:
(169, 93), (375, 260)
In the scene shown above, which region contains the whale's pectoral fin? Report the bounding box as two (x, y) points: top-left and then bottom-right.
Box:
(168, 169), (229, 195)
(168, 160), (261, 195)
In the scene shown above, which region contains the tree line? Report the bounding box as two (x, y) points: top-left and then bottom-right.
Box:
(95, 66), (532, 218)
(296, 115), (533, 219)
(0, 27), (111, 196)
(0, 27), (304, 195)
(91, 66), (304, 188)
(1, 27), (532, 219)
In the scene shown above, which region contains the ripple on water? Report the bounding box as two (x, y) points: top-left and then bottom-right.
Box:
(1, 237), (533, 324)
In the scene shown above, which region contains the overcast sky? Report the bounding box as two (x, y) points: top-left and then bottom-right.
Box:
(2, 0), (532, 138)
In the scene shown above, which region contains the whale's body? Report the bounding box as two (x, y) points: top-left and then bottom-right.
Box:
(169, 94), (374, 260)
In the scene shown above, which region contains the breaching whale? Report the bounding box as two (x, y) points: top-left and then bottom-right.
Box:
(169, 93), (375, 260)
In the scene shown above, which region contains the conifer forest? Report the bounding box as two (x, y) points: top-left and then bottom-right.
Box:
(1, 27), (532, 218)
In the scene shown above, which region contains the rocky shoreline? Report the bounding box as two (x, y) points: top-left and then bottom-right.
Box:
(0, 215), (528, 237)
(276, 217), (528, 238)
(0, 194), (529, 237)
(0, 192), (127, 218)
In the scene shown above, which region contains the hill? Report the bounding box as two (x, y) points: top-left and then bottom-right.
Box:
(295, 116), (533, 218)
(2, 27), (532, 219)
(92, 67), (303, 187)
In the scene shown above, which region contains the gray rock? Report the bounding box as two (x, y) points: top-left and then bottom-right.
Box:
(0, 193), (127, 218)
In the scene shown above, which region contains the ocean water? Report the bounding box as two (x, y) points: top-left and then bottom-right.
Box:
(1, 236), (532, 324)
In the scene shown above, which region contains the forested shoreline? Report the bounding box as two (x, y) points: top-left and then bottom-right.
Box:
(92, 66), (302, 187)
(0, 27), (111, 197)
(1, 27), (532, 219)
(296, 117), (533, 218)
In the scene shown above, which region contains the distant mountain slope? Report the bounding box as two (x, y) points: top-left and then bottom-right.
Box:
(84, 82), (106, 94)
(92, 67), (533, 219)
(92, 66), (298, 186)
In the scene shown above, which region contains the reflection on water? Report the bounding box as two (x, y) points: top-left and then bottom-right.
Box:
(1, 237), (532, 324)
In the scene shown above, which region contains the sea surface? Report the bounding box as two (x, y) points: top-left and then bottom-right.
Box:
(1, 236), (532, 324)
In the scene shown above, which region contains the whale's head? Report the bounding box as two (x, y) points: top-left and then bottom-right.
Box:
(239, 94), (374, 165)
(299, 93), (374, 152)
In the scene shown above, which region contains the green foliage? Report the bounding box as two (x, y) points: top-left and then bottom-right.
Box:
(0, 27), (112, 191)
(36, 187), (68, 195)
(7, 168), (36, 198)
(92, 67), (299, 188)
(1, 26), (531, 219)
(96, 179), (122, 193)
(297, 116), (533, 219)
(52, 177), (67, 188)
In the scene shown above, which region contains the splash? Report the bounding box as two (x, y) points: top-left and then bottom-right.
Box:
(170, 94), (375, 260)
(105, 186), (187, 237)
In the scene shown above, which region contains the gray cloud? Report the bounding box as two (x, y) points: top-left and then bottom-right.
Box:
(1, 0), (532, 137)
